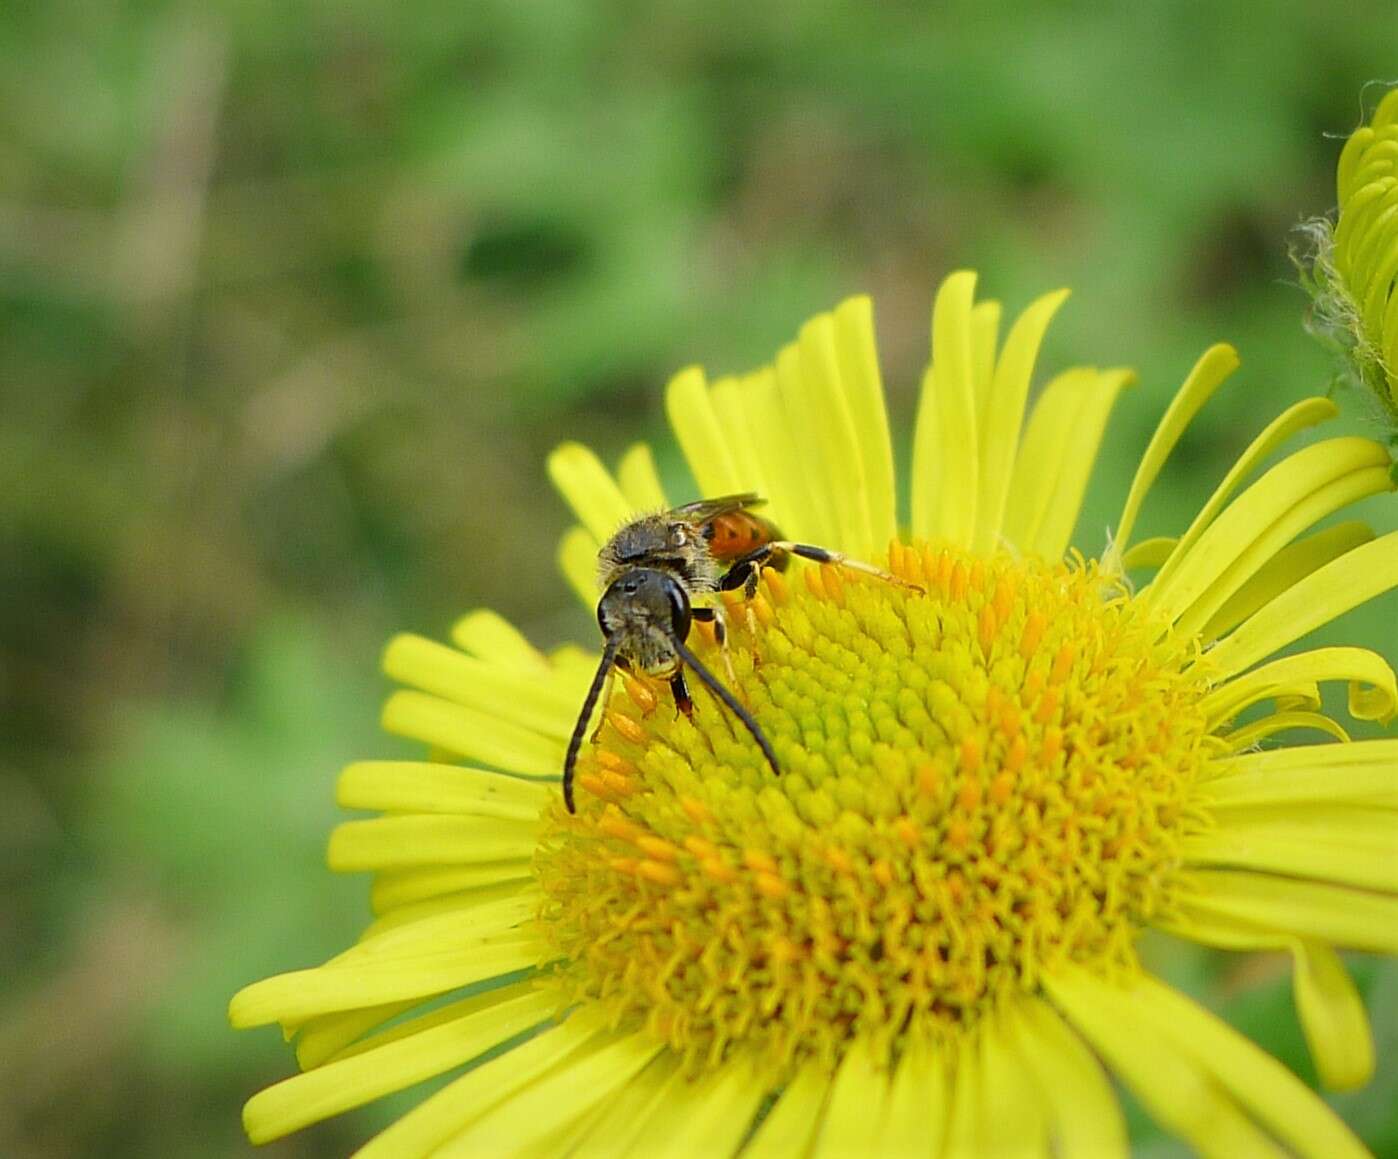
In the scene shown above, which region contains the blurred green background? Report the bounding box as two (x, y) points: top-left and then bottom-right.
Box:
(3, 2), (1397, 1155)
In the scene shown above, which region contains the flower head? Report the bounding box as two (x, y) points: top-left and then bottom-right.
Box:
(232, 271), (1397, 1157)
(1301, 86), (1398, 435)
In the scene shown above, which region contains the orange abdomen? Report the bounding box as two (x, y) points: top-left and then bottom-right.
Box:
(705, 511), (784, 562)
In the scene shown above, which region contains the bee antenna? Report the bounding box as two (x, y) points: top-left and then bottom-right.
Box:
(670, 635), (780, 777)
(563, 634), (623, 813)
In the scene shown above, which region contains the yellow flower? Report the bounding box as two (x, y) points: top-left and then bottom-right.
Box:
(231, 271), (1398, 1157)
(1302, 86), (1398, 433)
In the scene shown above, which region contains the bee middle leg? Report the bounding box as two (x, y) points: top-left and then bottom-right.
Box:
(691, 605), (739, 688)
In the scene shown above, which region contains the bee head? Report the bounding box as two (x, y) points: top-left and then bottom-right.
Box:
(599, 567), (691, 642)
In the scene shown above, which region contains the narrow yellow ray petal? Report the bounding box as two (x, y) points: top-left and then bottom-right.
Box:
(1153, 906), (1285, 952)
(666, 365), (744, 498)
(1150, 397), (1339, 592)
(337, 760), (549, 820)
(370, 861), (533, 914)
(1009, 998), (1128, 1159)
(616, 442), (668, 511)
(1200, 738), (1398, 808)
(973, 287), (1070, 554)
(800, 311), (873, 556)
(811, 1037), (887, 1157)
(294, 1000), (417, 1070)
(1128, 972), (1370, 1159)
(1122, 535), (1176, 570)
(381, 690), (562, 777)
(1207, 530), (1398, 679)
(978, 1015), (1048, 1157)
(1044, 969), (1289, 1159)
(449, 609), (550, 671)
(328, 814), (538, 871)
(742, 365), (820, 543)
(968, 298), (1001, 419)
(242, 984), (553, 1144)
(1110, 343), (1240, 566)
(909, 364), (940, 541)
(352, 1011), (602, 1159)
(941, 1033), (983, 1159)
(927, 270), (979, 546)
(547, 442), (635, 542)
(835, 295), (898, 552)
(1179, 869), (1398, 954)
(1183, 820), (1398, 890)
(570, 1052), (682, 1159)
(560, 526), (600, 607)
(875, 1036), (946, 1157)
(344, 891), (538, 960)
(775, 342), (839, 545)
(1223, 711), (1350, 750)
(381, 635), (584, 738)
(1200, 646), (1397, 727)
(229, 933), (544, 1027)
(1146, 436), (1391, 628)
(710, 375), (772, 500)
(742, 1061), (830, 1159)
(358, 880), (531, 939)
(1011, 367), (1134, 560)
(1292, 940), (1375, 1092)
(433, 1030), (664, 1156)
(643, 1055), (766, 1159)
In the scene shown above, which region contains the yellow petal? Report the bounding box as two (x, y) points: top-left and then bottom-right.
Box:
(433, 1030), (664, 1156)
(742, 364), (822, 544)
(449, 609), (551, 671)
(358, 879), (531, 939)
(875, 1035), (947, 1156)
(972, 288), (1070, 554)
(1179, 869), (1398, 954)
(616, 442), (668, 511)
(353, 1010), (603, 1158)
(1110, 343), (1240, 566)
(925, 270), (980, 547)
(328, 815), (538, 870)
(337, 760), (549, 820)
(1293, 940), (1376, 1092)
(1149, 397), (1339, 592)
(665, 365), (745, 499)
(547, 442), (635, 543)
(1201, 738), (1398, 808)
(1121, 535), (1177, 571)
(977, 1015), (1048, 1157)
(229, 932), (544, 1027)
(1183, 809), (1398, 891)
(1146, 436), (1391, 630)
(559, 526), (601, 607)
(1223, 711), (1351, 750)
(381, 690), (562, 777)
(293, 1000), (416, 1070)
(812, 1037), (888, 1157)
(1200, 646), (1398, 727)
(569, 1052), (682, 1159)
(1045, 968), (1297, 1159)
(909, 363), (941, 542)
(775, 341), (840, 545)
(709, 375), (773, 501)
(941, 1032), (982, 1159)
(242, 983), (553, 1143)
(1129, 972), (1370, 1159)
(1208, 529), (1398, 679)
(800, 310), (875, 557)
(1008, 997), (1128, 1159)
(639, 1055), (766, 1159)
(742, 1061), (830, 1159)
(835, 296), (898, 552)
(1005, 366), (1134, 560)
(370, 861), (533, 914)
(1199, 520), (1374, 643)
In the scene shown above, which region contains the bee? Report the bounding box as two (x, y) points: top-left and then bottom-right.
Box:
(563, 494), (919, 812)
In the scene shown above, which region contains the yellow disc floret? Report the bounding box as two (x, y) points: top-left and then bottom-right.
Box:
(535, 542), (1216, 1079)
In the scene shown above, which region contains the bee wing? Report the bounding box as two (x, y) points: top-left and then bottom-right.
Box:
(670, 493), (766, 525)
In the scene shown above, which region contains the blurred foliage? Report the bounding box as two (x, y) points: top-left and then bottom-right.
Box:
(2, 1), (1397, 1155)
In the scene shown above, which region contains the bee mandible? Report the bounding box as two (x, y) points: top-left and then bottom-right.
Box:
(563, 494), (919, 812)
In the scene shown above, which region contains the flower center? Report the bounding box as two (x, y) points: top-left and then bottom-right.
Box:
(535, 542), (1214, 1078)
